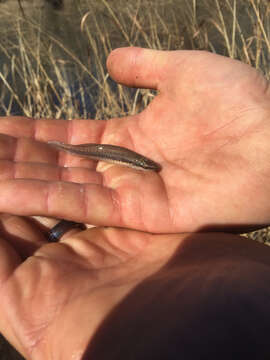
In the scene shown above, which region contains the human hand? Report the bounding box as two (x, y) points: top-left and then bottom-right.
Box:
(1, 217), (270, 359)
(1, 47), (270, 232)
(0, 216), (184, 359)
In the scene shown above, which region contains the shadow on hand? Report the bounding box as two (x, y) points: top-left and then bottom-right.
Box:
(83, 231), (270, 360)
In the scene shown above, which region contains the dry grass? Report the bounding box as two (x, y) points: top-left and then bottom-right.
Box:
(0, 0), (270, 358)
(0, 0), (270, 119)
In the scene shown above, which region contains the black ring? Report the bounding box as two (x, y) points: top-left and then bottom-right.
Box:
(47, 220), (86, 242)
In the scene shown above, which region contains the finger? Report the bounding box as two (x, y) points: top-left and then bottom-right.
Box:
(0, 215), (46, 258)
(31, 215), (94, 231)
(106, 47), (174, 89)
(30, 217), (94, 246)
(0, 133), (56, 163)
(0, 133), (102, 170)
(0, 160), (102, 184)
(0, 179), (121, 226)
(0, 214), (49, 283)
(0, 132), (161, 180)
(0, 118), (146, 162)
(0, 168), (168, 231)
(0, 121), (161, 171)
(0, 236), (21, 284)
(0, 116), (107, 144)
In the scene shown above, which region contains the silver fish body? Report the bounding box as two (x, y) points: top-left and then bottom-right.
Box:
(48, 141), (161, 172)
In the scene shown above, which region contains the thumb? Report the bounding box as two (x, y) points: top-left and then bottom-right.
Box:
(106, 47), (172, 90)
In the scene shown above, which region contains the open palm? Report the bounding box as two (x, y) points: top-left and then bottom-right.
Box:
(0, 47), (270, 232)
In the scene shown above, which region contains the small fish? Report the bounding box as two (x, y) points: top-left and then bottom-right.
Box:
(48, 141), (161, 172)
